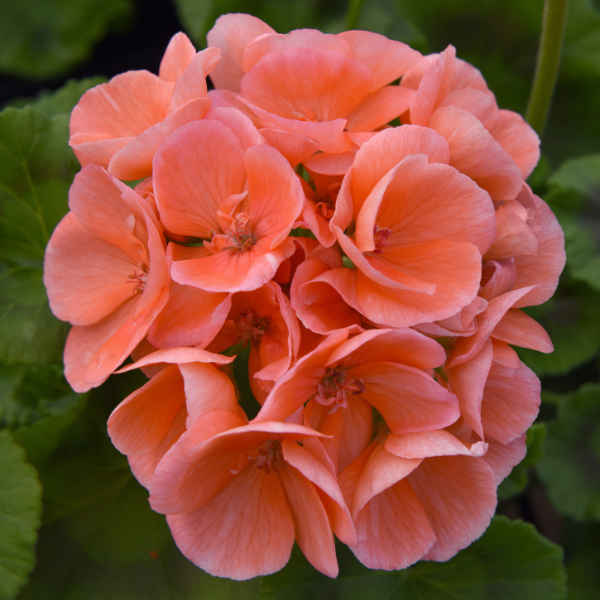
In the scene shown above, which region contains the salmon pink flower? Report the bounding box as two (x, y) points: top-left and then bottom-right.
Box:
(321, 126), (497, 328)
(339, 429), (495, 570)
(443, 279), (550, 444)
(153, 116), (304, 293)
(70, 33), (220, 181)
(483, 183), (566, 308)
(207, 14), (422, 165)
(257, 328), (460, 473)
(204, 282), (301, 403)
(150, 414), (356, 579)
(290, 242), (363, 334)
(107, 346), (239, 488)
(44, 164), (169, 392)
(299, 170), (345, 247)
(400, 46), (539, 197)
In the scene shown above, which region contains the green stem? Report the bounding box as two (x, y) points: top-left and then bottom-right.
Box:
(525, 0), (569, 137)
(344, 0), (366, 30)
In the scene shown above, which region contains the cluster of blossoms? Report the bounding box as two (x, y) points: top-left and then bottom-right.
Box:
(44, 14), (566, 580)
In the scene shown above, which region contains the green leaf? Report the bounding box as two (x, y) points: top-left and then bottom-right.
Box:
(261, 517), (567, 600)
(498, 423), (547, 501)
(516, 279), (600, 376)
(561, 0), (600, 81)
(0, 0), (133, 80)
(566, 523), (600, 600)
(356, 0), (426, 47)
(0, 365), (24, 428)
(0, 364), (80, 430)
(0, 106), (78, 263)
(0, 268), (69, 367)
(544, 153), (600, 292)
(536, 383), (600, 521)
(0, 430), (42, 600)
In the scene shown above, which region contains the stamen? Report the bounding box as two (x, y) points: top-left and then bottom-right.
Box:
(373, 224), (392, 254)
(237, 311), (268, 347)
(313, 367), (366, 414)
(207, 213), (254, 253)
(253, 440), (283, 475)
(127, 263), (149, 294)
(314, 182), (341, 219)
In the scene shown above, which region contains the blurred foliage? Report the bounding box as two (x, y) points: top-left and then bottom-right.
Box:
(0, 0), (599, 597)
(0, 431), (41, 600)
(261, 517), (567, 600)
(536, 385), (600, 521)
(566, 523), (600, 600)
(0, 0), (133, 80)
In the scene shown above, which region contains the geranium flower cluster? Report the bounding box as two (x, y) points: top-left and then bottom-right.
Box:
(44, 14), (566, 580)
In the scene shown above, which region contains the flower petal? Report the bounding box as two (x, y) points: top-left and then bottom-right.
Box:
(408, 455), (497, 561)
(167, 463), (295, 579)
(207, 14), (275, 91)
(338, 30), (422, 90)
(154, 119), (246, 237)
(159, 32), (197, 82)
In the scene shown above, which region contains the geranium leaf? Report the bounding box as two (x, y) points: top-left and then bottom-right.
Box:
(536, 383), (600, 521)
(565, 523), (600, 599)
(0, 268), (68, 367)
(261, 516), (567, 600)
(0, 0), (132, 80)
(545, 154), (600, 293)
(0, 430), (42, 600)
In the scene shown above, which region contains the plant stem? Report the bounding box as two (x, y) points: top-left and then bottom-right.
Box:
(525, 0), (569, 137)
(344, 0), (366, 31)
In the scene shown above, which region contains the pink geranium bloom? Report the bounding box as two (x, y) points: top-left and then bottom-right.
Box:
(443, 274), (550, 444)
(153, 114), (304, 293)
(150, 414), (356, 579)
(207, 14), (422, 164)
(256, 328), (460, 473)
(70, 33), (220, 181)
(413, 183), (565, 339)
(299, 170), (345, 247)
(44, 164), (168, 392)
(290, 242), (363, 335)
(107, 347), (239, 488)
(204, 282), (301, 403)
(320, 126), (496, 328)
(401, 46), (540, 189)
(339, 429), (495, 570)
(483, 183), (566, 308)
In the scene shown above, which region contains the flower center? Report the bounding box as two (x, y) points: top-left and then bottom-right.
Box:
(237, 311), (267, 347)
(127, 263), (149, 294)
(254, 440), (283, 475)
(224, 213), (254, 252)
(314, 367), (366, 414)
(206, 213), (254, 254)
(373, 224), (392, 254)
(314, 184), (340, 219)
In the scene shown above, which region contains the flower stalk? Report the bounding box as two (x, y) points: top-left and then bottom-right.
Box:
(526, 0), (569, 136)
